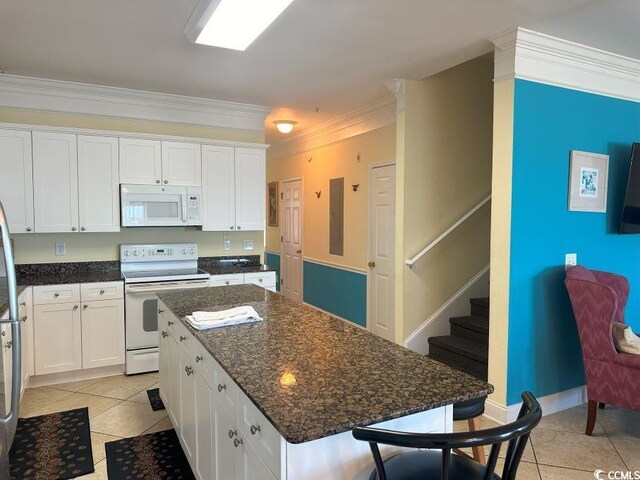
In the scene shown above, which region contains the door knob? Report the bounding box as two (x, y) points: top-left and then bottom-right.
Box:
(296, 250), (302, 254)
(368, 260), (376, 268)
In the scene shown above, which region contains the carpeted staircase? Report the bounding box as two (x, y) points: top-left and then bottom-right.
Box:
(428, 297), (489, 380)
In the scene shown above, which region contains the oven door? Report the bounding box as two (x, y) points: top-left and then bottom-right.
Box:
(121, 184), (188, 227)
(124, 279), (209, 350)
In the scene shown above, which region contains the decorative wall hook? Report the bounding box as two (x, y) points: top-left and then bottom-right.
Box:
(315, 191), (321, 199)
(352, 184), (360, 192)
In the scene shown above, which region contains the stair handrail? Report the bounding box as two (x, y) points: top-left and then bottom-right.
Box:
(405, 194), (492, 268)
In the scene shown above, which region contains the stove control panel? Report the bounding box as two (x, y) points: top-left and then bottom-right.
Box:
(120, 243), (198, 262)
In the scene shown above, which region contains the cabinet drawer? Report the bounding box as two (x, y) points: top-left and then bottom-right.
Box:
(243, 272), (276, 288)
(81, 282), (123, 301)
(174, 320), (194, 354)
(238, 390), (282, 477)
(33, 284), (80, 305)
(210, 274), (243, 287)
(192, 342), (212, 388)
(212, 361), (238, 414)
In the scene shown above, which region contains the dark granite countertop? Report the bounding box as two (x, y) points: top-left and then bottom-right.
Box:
(0, 285), (27, 319)
(15, 261), (123, 286)
(198, 255), (276, 275)
(158, 285), (493, 444)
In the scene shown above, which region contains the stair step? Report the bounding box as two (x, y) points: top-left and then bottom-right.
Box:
(428, 335), (488, 363)
(469, 297), (490, 318)
(428, 335), (488, 380)
(449, 316), (489, 344)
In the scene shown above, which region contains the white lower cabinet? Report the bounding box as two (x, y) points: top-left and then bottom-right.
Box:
(178, 345), (197, 465)
(195, 371), (214, 480)
(210, 272), (276, 292)
(18, 287), (33, 394)
(32, 282), (124, 376)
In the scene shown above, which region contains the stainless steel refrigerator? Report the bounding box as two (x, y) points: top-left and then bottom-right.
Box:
(0, 201), (22, 477)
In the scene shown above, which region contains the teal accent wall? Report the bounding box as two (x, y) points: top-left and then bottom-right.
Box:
(265, 252), (281, 292)
(303, 261), (367, 327)
(507, 79), (640, 405)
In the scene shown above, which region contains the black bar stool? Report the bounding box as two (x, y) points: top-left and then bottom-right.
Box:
(452, 396), (487, 465)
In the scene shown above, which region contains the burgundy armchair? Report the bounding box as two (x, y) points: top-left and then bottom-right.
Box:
(565, 266), (640, 435)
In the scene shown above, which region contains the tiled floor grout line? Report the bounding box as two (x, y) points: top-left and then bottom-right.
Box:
(607, 434), (631, 471)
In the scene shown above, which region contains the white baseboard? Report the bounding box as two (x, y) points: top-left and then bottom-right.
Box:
(484, 386), (587, 424)
(27, 364), (127, 389)
(404, 265), (490, 354)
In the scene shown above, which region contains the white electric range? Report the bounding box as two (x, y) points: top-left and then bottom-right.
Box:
(121, 243), (210, 374)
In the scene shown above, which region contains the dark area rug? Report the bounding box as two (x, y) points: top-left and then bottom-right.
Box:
(146, 388), (165, 411)
(9, 407), (94, 480)
(105, 429), (195, 480)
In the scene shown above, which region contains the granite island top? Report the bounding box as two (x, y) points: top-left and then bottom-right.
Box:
(0, 284), (27, 318)
(157, 284), (493, 444)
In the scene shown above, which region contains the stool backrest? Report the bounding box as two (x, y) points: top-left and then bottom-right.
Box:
(352, 391), (541, 480)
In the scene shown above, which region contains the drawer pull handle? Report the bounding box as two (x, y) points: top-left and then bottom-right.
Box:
(167, 320), (174, 326)
(233, 438), (243, 448)
(20, 315), (27, 323)
(217, 384), (226, 392)
(195, 355), (203, 363)
(250, 425), (261, 435)
(158, 308), (165, 314)
(225, 281), (230, 285)
(83, 304), (88, 310)
(99, 289), (105, 294)
(26, 227), (32, 232)
(5, 340), (12, 349)
(20, 302), (26, 307)
(54, 293), (60, 298)
(74, 305), (79, 310)
(185, 366), (193, 376)
(161, 331), (168, 338)
(228, 429), (237, 439)
(179, 335), (187, 342)
(258, 279), (263, 283)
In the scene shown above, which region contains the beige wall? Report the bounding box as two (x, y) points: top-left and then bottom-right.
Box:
(1, 108), (266, 264)
(487, 79), (514, 407)
(265, 125), (396, 271)
(398, 54), (494, 340)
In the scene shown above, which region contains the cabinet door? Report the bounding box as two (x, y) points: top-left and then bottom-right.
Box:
(167, 334), (180, 427)
(1, 322), (12, 415)
(78, 135), (120, 232)
(202, 145), (235, 231)
(32, 132), (79, 233)
(214, 403), (238, 480)
(178, 347), (196, 465)
(33, 302), (82, 375)
(158, 313), (170, 407)
(81, 299), (125, 369)
(210, 274), (244, 287)
(161, 141), (202, 186)
(234, 148), (265, 231)
(0, 129), (34, 233)
(119, 138), (161, 185)
(19, 287), (33, 395)
(195, 372), (214, 480)
(239, 437), (279, 480)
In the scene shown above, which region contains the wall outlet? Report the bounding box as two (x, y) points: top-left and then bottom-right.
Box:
(55, 242), (66, 256)
(243, 240), (254, 251)
(223, 240), (231, 251)
(565, 253), (577, 270)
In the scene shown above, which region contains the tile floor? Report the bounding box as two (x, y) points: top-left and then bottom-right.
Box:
(20, 374), (640, 480)
(19, 372), (168, 480)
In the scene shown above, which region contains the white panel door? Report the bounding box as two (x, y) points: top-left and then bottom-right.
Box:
(179, 347), (196, 464)
(234, 148), (265, 231)
(202, 145), (235, 231)
(81, 299), (125, 369)
(368, 164), (396, 342)
(281, 180), (302, 303)
(119, 138), (162, 185)
(195, 372), (214, 480)
(33, 302), (82, 375)
(162, 141), (202, 186)
(0, 129), (34, 233)
(32, 132), (79, 233)
(77, 135), (120, 232)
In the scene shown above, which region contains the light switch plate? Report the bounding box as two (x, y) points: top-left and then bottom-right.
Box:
(223, 240), (231, 251)
(565, 253), (577, 270)
(55, 242), (66, 256)
(243, 240), (254, 251)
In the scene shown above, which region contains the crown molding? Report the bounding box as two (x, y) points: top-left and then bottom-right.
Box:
(385, 79), (406, 111)
(0, 74), (272, 132)
(491, 28), (640, 103)
(267, 96), (396, 160)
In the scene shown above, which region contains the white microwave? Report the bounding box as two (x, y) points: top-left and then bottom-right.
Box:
(120, 184), (202, 227)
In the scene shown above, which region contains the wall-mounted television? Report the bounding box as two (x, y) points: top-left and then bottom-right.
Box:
(620, 143), (640, 233)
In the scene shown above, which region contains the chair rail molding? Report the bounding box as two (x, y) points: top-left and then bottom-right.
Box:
(492, 28), (640, 103)
(0, 74), (272, 132)
(267, 96), (396, 160)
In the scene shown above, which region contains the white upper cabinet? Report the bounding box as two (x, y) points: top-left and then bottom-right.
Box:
(202, 145), (235, 231)
(0, 129), (34, 234)
(78, 135), (120, 232)
(162, 141), (202, 186)
(32, 132), (79, 233)
(235, 148), (265, 231)
(119, 138), (162, 185)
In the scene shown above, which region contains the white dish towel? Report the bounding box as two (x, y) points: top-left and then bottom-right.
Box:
(185, 306), (263, 330)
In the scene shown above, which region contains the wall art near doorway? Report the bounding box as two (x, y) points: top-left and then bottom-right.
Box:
(268, 181), (279, 226)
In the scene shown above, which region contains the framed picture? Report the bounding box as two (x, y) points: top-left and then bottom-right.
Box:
(268, 181), (279, 226)
(568, 150), (609, 212)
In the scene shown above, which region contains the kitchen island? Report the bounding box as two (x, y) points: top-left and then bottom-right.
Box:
(157, 284), (492, 480)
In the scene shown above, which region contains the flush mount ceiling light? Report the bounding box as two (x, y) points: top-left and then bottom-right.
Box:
(274, 120), (297, 134)
(184, 0), (295, 51)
